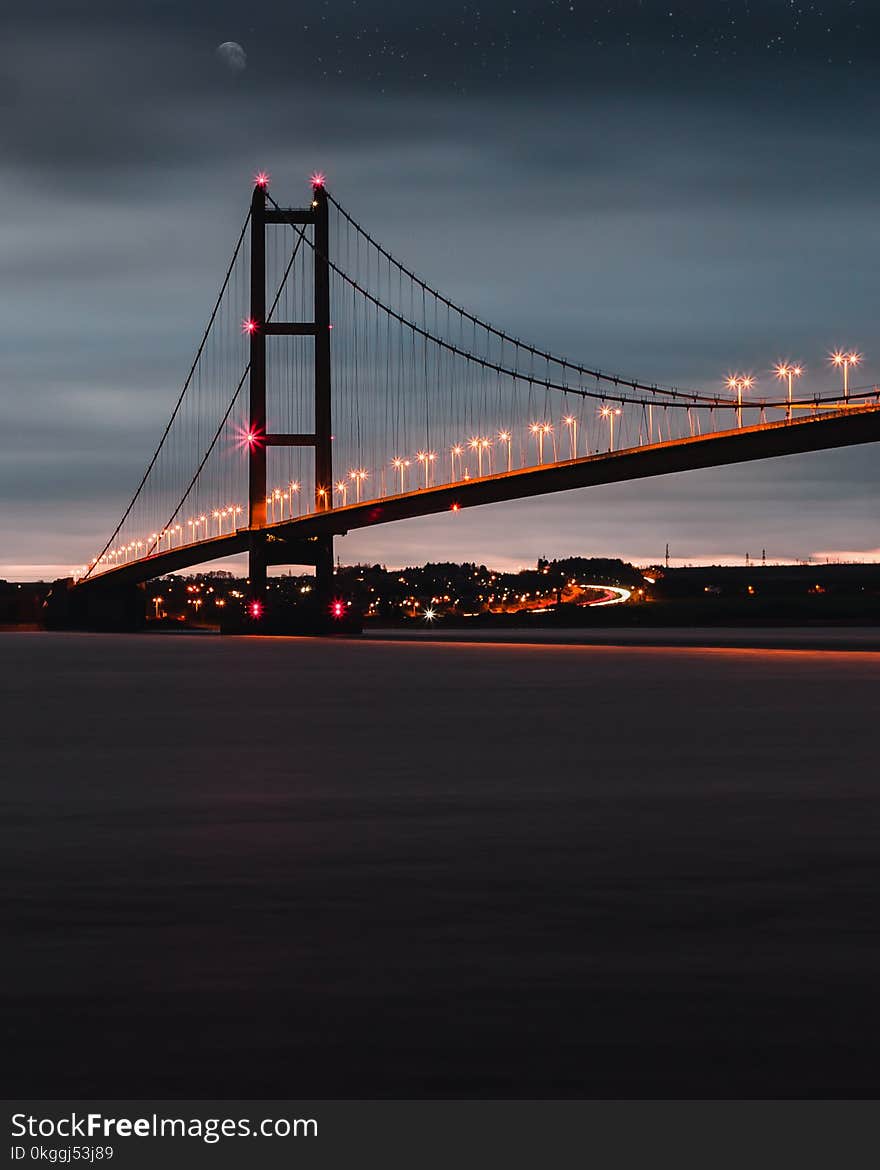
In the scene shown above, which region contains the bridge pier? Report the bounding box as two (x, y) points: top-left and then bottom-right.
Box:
(248, 533), (268, 614)
(314, 534), (334, 611)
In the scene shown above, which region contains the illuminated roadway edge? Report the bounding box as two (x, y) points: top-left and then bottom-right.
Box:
(75, 404), (880, 591)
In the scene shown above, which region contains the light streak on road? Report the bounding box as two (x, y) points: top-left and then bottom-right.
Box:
(586, 585), (633, 607)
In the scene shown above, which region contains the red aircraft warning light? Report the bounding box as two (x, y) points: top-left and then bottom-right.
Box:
(242, 318), (259, 335)
(330, 600), (345, 619)
(310, 171), (326, 189)
(248, 600), (264, 620)
(254, 171), (270, 188)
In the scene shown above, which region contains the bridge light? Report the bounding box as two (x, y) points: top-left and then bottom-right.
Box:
(416, 450), (437, 487)
(497, 430), (512, 472)
(310, 172), (326, 189)
(775, 362), (803, 419)
(529, 421), (552, 464)
(600, 405), (622, 451)
(830, 349), (862, 400)
(349, 468), (368, 502)
(248, 600), (263, 620)
(242, 318), (259, 335)
(331, 599), (345, 619)
(726, 374), (753, 426)
(253, 171), (270, 188)
(562, 415), (578, 459)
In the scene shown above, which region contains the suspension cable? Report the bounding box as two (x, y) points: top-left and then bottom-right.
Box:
(145, 227), (308, 557)
(270, 192), (874, 413)
(327, 191), (717, 404)
(83, 209), (252, 580)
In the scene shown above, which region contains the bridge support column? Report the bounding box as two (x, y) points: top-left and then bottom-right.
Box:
(248, 182), (268, 611)
(312, 181), (334, 608)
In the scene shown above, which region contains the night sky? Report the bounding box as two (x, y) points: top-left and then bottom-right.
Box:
(4, 1), (880, 579)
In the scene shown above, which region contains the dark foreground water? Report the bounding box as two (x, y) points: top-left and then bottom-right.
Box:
(2, 630), (879, 1098)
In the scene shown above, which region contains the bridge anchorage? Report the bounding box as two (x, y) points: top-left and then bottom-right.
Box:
(57, 172), (880, 633)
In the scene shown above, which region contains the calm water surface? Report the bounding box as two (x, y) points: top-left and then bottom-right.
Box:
(2, 630), (879, 1097)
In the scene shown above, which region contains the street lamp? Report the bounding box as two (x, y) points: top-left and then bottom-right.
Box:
(450, 444), (463, 481)
(726, 374), (754, 427)
(774, 362), (803, 420)
(416, 450), (436, 487)
(600, 405), (622, 451)
(335, 478), (348, 506)
(529, 422), (552, 464)
(830, 350), (861, 400)
(467, 437), (483, 477)
(289, 481), (301, 515)
(391, 457), (410, 493)
(563, 414), (578, 459)
(497, 431), (512, 472)
(350, 468), (368, 502)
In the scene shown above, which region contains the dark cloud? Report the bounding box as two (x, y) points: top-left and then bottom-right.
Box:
(3, 2), (879, 576)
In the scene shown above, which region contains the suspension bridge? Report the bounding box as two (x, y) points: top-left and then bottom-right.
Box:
(65, 173), (880, 624)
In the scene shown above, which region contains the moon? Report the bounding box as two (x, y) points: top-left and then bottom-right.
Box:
(216, 42), (247, 73)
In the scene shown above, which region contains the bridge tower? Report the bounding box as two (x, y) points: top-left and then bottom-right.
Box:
(247, 177), (334, 613)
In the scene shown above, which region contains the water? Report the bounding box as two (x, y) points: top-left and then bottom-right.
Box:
(2, 630), (879, 1097)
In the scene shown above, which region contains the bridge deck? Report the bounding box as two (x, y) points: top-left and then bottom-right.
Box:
(76, 404), (880, 589)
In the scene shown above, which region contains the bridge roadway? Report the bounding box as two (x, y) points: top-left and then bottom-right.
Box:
(76, 403), (880, 590)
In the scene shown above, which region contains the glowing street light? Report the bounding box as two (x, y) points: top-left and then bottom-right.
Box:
(416, 450), (436, 487)
(563, 414), (578, 459)
(830, 350), (861, 400)
(774, 362), (803, 419)
(726, 374), (754, 427)
(450, 444), (464, 481)
(391, 456), (410, 493)
(335, 478), (348, 506)
(212, 509), (222, 536)
(289, 481), (301, 516)
(529, 422), (552, 464)
(497, 431), (512, 472)
(600, 405), (622, 451)
(350, 468), (368, 502)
